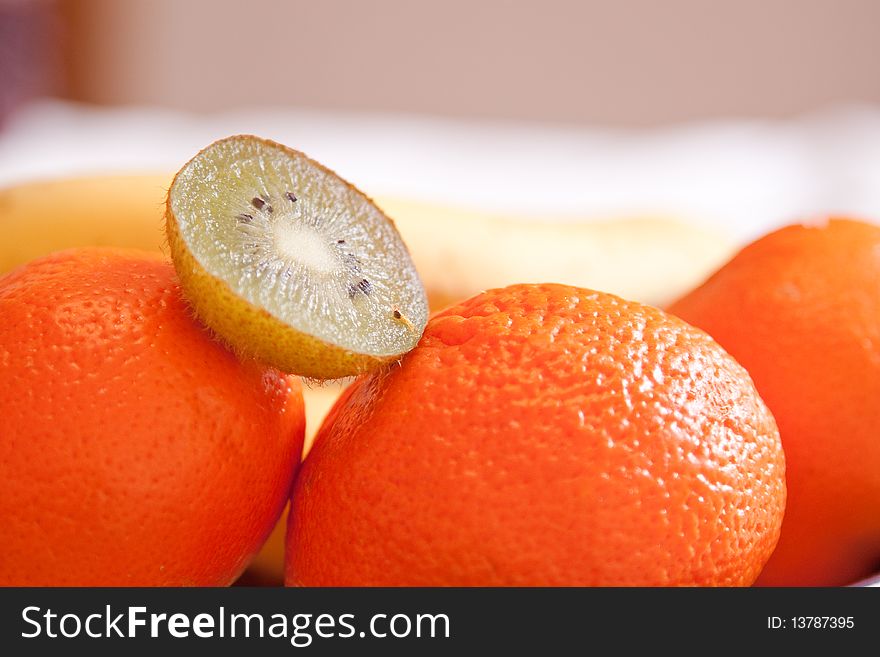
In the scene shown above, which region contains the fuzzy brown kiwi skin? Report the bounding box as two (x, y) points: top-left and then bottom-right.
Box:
(165, 135), (425, 380)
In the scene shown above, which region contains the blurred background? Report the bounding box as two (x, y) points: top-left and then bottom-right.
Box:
(0, 0), (880, 127)
(2, 0), (880, 237)
(5, 0), (879, 125)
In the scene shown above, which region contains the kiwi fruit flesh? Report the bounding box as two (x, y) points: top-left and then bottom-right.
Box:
(166, 135), (428, 379)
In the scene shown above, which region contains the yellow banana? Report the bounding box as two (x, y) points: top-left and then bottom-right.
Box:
(0, 173), (734, 307)
(378, 197), (734, 309)
(0, 174), (171, 273)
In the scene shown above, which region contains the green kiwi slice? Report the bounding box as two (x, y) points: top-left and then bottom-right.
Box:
(166, 135), (428, 379)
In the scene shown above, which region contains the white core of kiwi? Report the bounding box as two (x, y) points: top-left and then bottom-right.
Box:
(168, 136), (428, 358)
(273, 221), (339, 276)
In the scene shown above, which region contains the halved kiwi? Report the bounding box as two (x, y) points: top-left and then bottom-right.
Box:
(166, 135), (428, 379)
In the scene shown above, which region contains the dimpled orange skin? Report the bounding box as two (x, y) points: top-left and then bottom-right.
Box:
(669, 218), (880, 586)
(0, 248), (305, 586)
(286, 283), (785, 586)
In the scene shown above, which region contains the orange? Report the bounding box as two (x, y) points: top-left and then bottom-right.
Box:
(286, 283), (785, 586)
(669, 218), (880, 586)
(0, 248), (305, 586)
